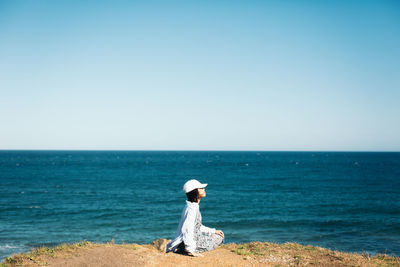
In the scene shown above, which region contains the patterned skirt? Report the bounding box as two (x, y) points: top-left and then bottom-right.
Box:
(193, 213), (224, 253)
(177, 232), (223, 254)
(194, 231), (224, 253)
(176, 211), (224, 254)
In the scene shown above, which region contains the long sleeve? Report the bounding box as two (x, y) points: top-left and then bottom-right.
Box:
(198, 210), (216, 235)
(181, 206), (197, 253)
(200, 224), (216, 235)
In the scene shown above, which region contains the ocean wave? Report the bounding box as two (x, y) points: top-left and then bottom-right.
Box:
(0, 244), (28, 256)
(0, 244), (29, 261)
(0, 244), (21, 250)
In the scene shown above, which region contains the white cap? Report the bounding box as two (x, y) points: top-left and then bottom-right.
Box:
(183, 179), (208, 193)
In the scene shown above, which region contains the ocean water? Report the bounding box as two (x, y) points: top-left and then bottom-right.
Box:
(0, 151), (399, 260)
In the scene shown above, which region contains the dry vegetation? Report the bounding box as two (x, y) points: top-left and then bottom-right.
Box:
(0, 240), (140, 267)
(222, 241), (400, 266)
(1, 240), (399, 267)
(1, 241), (96, 266)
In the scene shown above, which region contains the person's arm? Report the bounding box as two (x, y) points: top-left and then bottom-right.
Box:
(181, 207), (197, 254)
(200, 224), (216, 235)
(200, 224), (224, 238)
(215, 230), (224, 238)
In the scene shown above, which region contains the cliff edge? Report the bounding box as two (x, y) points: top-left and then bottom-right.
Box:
(1, 239), (399, 266)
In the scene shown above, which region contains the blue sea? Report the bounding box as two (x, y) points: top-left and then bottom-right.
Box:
(1, 151), (399, 260)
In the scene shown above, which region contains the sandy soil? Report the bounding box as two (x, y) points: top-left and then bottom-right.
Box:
(25, 244), (252, 267)
(3, 239), (399, 267)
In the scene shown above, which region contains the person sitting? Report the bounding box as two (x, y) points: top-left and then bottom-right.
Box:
(166, 179), (224, 257)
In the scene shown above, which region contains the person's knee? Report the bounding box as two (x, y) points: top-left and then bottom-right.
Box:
(216, 235), (224, 245)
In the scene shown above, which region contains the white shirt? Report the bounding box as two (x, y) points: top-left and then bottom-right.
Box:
(166, 200), (216, 253)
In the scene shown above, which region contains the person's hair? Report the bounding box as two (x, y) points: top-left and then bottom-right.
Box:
(186, 188), (200, 203)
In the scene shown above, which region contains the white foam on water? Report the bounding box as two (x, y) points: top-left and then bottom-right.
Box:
(0, 244), (29, 260)
(0, 244), (21, 250)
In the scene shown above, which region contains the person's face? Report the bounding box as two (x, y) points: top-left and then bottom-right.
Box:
(198, 188), (206, 198)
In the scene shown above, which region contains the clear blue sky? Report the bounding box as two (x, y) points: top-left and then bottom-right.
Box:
(1, 0), (399, 151)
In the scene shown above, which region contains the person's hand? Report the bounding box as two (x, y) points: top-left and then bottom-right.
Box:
(188, 252), (203, 257)
(215, 230), (224, 238)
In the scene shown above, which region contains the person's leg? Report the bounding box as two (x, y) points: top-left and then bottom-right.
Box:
(195, 232), (224, 253)
(174, 242), (187, 254)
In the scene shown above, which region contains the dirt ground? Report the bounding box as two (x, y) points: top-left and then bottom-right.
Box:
(2, 240), (399, 267)
(8, 244), (253, 267)
(53, 245), (253, 267)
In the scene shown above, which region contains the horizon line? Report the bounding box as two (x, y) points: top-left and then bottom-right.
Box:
(1, 149), (399, 153)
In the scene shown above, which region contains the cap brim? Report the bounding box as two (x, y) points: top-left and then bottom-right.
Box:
(201, 183), (208, 188)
